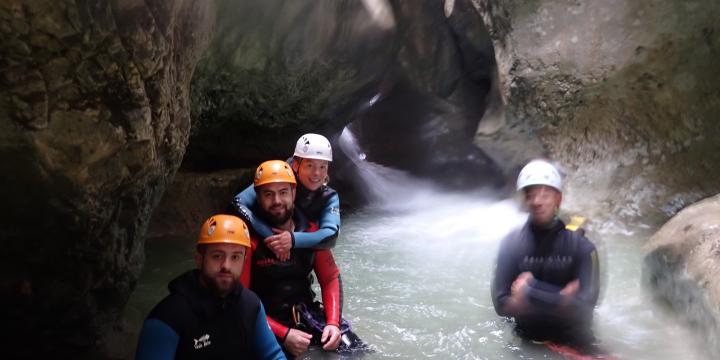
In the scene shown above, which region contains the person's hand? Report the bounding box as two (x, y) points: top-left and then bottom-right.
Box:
(504, 293), (527, 316)
(264, 229), (292, 261)
(284, 328), (313, 357)
(560, 279), (580, 297)
(321, 324), (341, 351)
(511, 271), (534, 295)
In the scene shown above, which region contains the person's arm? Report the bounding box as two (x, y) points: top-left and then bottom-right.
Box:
(314, 249), (342, 327)
(267, 316), (291, 342)
(524, 236), (599, 306)
(253, 304), (286, 360)
(522, 242), (600, 320)
(135, 318), (178, 360)
(571, 244), (600, 314)
(229, 184), (273, 238)
(491, 232), (522, 317)
(292, 194), (341, 249)
(523, 279), (567, 306)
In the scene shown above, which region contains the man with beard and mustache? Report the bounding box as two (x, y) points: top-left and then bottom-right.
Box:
(230, 133), (341, 262)
(239, 160), (365, 359)
(136, 215), (285, 360)
(491, 159), (602, 356)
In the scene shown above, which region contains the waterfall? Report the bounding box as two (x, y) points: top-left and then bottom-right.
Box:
(338, 126), (437, 210)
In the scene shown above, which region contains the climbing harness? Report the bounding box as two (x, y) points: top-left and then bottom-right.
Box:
(292, 303), (352, 334)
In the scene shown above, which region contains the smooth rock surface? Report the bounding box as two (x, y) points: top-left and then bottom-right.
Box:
(643, 194), (720, 357)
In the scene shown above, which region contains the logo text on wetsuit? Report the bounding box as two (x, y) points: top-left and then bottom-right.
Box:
(257, 258), (277, 266)
(256, 257), (292, 266)
(520, 255), (574, 271)
(194, 334), (211, 349)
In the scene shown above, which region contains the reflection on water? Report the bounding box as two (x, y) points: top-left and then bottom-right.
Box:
(121, 191), (710, 359)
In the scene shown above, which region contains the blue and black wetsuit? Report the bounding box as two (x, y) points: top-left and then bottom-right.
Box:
(230, 182), (340, 249)
(491, 218), (600, 346)
(135, 270), (285, 360)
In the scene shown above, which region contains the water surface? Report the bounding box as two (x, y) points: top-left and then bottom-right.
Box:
(122, 191), (709, 359)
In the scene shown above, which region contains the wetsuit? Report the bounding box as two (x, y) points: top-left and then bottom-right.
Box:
(240, 210), (342, 346)
(230, 180), (340, 249)
(491, 218), (600, 346)
(135, 270), (285, 360)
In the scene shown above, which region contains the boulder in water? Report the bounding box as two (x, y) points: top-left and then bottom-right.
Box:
(643, 194), (720, 358)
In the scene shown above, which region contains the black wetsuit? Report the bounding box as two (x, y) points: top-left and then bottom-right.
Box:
(240, 210), (369, 357)
(491, 218), (600, 346)
(136, 270), (284, 360)
(240, 211), (343, 343)
(247, 211), (338, 327)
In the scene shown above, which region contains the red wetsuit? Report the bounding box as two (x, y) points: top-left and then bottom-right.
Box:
(241, 211), (342, 342)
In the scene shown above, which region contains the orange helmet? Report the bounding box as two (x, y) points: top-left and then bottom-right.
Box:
(197, 214), (251, 247)
(254, 160), (297, 187)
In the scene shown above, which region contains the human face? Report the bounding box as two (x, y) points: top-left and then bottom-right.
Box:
(195, 243), (246, 297)
(295, 158), (329, 191)
(257, 182), (295, 226)
(523, 185), (562, 225)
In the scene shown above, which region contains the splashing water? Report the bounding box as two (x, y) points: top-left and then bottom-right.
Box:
(330, 197), (710, 359)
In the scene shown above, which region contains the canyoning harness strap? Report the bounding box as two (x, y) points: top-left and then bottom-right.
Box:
(565, 216), (586, 235)
(291, 303), (373, 355)
(292, 303), (352, 335)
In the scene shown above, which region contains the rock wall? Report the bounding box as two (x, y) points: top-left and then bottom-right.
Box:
(3, 0), (719, 357)
(643, 194), (720, 358)
(185, 0), (397, 170)
(185, 0), (503, 192)
(348, 0), (505, 189)
(0, 0), (214, 356)
(146, 169), (254, 240)
(474, 0), (720, 226)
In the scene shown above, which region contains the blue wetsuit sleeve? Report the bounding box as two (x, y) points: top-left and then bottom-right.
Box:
(529, 280), (562, 293)
(135, 318), (178, 360)
(230, 184), (273, 238)
(491, 232), (521, 317)
(253, 303), (286, 360)
(574, 246), (600, 312)
(524, 279), (566, 306)
(292, 193), (341, 249)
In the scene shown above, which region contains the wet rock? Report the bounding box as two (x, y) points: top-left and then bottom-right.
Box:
(643, 194), (720, 358)
(473, 0), (720, 224)
(146, 169), (254, 240)
(0, 0), (214, 356)
(348, 78), (504, 190)
(347, 0), (505, 190)
(186, 0), (504, 192)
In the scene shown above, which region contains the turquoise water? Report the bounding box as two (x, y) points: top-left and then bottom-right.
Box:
(119, 191), (709, 359)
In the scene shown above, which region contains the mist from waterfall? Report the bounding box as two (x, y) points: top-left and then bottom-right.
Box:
(339, 126), (436, 209)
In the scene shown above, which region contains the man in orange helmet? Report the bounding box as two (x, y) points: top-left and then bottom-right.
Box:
(136, 215), (285, 360)
(240, 160), (366, 358)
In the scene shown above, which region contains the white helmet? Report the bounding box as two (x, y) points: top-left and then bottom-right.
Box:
(293, 133), (333, 162)
(516, 159), (562, 192)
